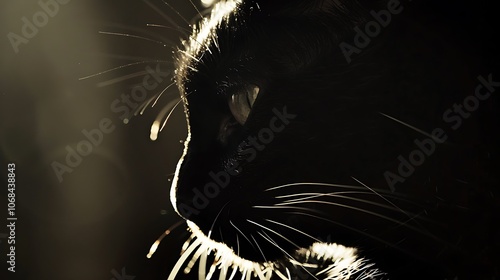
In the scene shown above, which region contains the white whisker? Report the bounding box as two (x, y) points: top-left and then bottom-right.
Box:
(279, 193), (424, 220)
(177, 219), (385, 279)
(167, 237), (202, 280)
(236, 234), (240, 256)
(146, 23), (191, 33)
(161, 0), (192, 25)
(182, 234), (195, 254)
(206, 259), (218, 280)
(219, 227), (225, 244)
(378, 112), (435, 139)
(250, 234), (268, 262)
(213, 35), (221, 53)
(179, 49), (201, 62)
(254, 265), (267, 280)
(209, 202), (230, 239)
(98, 31), (168, 47)
(274, 200), (432, 237)
(152, 81), (176, 107)
(142, 0), (188, 36)
(187, 65), (200, 72)
(247, 219), (300, 249)
(187, 0), (204, 19)
(184, 242), (205, 274)
(352, 177), (405, 212)
(90, 52), (159, 62)
(150, 97), (182, 141)
(277, 191), (368, 201)
(230, 220), (255, 249)
(199, 249), (208, 279)
(79, 60), (167, 80)
(279, 191), (363, 203)
(252, 205), (319, 213)
(138, 94), (158, 116)
(351, 176), (429, 227)
(228, 265), (238, 280)
(265, 182), (384, 193)
(272, 269), (289, 280)
(135, 82), (176, 118)
(96, 70), (148, 87)
(276, 190), (422, 207)
(264, 219), (321, 242)
(146, 220), (184, 258)
(257, 232), (319, 280)
(287, 211), (424, 259)
(218, 263), (228, 280)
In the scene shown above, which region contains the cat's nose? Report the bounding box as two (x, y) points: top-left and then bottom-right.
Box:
(169, 165), (201, 221)
(169, 149), (228, 225)
(170, 175), (207, 221)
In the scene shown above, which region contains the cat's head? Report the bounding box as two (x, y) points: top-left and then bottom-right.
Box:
(167, 0), (498, 278)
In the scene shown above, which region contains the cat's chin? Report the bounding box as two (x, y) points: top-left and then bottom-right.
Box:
(166, 220), (385, 280)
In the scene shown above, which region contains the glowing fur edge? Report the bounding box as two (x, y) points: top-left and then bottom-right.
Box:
(165, 221), (385, 280)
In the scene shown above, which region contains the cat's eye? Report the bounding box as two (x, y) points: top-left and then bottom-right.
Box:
(228, 84), (260, 125)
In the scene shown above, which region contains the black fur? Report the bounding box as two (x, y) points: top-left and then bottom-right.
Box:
(171, 0), (499, 279)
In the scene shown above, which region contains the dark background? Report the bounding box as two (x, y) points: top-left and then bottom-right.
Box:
(0, 1), (212, 279)
(0, 0), (499, 280)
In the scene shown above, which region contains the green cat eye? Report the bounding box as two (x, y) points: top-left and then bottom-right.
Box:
(228, 84), (260, 125)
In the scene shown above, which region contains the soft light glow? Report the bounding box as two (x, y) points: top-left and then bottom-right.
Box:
(146, 221), (184, 259)
(169, 130), (191, 216)
(146, 240), (160, 259)
(176, 0), (242, 87)
(165, 220), (383, 280)
(201, 0), (216, 8)
(149, 120), (160, 141)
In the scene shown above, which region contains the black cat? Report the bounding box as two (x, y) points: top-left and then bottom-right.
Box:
(167, 0), (499, 279)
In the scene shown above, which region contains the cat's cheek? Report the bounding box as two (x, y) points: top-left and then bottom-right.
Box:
(240, 144), (257, 162)
(208, 170), (231, 189)
(224, 160), (242, 176)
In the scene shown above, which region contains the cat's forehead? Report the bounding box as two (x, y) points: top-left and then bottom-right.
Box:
(175, 0), (370, 95)
(174, 0), (242, 93)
